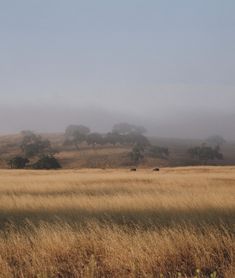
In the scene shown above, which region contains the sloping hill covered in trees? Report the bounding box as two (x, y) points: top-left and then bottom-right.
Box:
(0, 123), (234, 169)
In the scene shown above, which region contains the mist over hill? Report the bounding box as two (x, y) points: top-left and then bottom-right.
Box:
(1, 1), (235, 140)
(0, 104), (235, 140)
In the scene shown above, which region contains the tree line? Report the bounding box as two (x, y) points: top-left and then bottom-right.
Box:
(63, 123), (149, 149)
(63, 123), (170, 165)
(7, 124), (225, 169)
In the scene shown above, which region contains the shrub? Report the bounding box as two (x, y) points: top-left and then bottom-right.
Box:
(32, 155), (61, 170)
(8, 156), (29, 169)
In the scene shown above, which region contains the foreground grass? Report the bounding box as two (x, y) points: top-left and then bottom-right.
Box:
(0, 222), (234, 278)
(0, 167), (234, 277)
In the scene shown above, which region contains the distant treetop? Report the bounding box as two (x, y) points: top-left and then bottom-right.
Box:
(65, 125), (90, 137)
(112, 123), (147, 135)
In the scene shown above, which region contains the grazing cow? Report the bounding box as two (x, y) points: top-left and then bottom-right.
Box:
(130, 168), (137, 171)
(153, 167), (160, 171)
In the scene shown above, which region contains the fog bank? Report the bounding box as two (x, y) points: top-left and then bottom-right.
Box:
(0, 104), (234, 140)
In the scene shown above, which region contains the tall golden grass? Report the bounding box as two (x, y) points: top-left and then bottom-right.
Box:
(0, 167), (234, 277)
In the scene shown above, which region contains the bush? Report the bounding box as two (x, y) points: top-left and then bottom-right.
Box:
(32, 155), (61, 170)
(8, 156), (29, 169)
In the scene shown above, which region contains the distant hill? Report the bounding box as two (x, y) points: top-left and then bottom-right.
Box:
(0, 133), (235, 169)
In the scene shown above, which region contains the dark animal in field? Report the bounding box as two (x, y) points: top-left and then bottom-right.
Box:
(130, 168), (137, 171)
(153, 168), (160, 171)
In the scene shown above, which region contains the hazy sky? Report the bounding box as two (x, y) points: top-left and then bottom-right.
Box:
(0, 1), (235, 138)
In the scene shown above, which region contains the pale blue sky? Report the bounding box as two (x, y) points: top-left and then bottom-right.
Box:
(0, 1), (235, 137)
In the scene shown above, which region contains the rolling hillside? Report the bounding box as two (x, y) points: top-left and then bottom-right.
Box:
(0, 133), (235, 169)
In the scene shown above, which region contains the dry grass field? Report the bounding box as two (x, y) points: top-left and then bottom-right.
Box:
(0, 167), (234, 277)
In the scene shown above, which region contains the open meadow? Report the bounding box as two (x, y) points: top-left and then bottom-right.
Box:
(0, 167), (234, 277)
